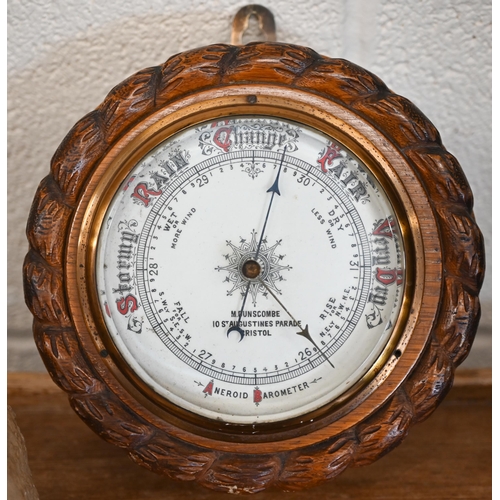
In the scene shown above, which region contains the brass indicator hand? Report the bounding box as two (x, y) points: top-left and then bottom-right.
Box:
(227, 147), (287, 342)
(258, 279), (335, 369)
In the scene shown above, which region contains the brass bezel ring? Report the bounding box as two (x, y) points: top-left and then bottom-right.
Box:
(69, 88), (425, 446)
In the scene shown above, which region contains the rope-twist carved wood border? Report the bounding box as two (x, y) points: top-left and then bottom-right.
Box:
(23, 43), (484, 493)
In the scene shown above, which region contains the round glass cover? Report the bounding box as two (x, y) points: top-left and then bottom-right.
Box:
(95, 116), (405, 424)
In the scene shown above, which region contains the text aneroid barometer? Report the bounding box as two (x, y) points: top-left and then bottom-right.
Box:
(24, 6), (483, 493)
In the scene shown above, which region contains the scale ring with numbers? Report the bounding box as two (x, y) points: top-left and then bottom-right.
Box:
(23, 42), (484, 492)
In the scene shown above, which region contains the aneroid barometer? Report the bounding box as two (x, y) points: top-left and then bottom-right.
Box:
(24, 5), (484, 493)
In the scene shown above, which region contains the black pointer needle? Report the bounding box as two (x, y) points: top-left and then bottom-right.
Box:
(258, 279), (335, 370)
(255, 146), (286, 258)
(227, 147), (287, 342)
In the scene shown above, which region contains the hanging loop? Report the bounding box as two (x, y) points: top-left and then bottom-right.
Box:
(231, 5), (276, 45)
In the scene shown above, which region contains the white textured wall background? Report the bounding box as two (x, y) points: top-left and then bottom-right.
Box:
(8, 1), (491, 341)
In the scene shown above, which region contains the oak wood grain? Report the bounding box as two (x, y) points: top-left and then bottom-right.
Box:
(8, 371), (491, 499)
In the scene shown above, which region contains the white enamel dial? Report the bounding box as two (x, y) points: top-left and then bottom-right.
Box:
(96, 116), (405, 425)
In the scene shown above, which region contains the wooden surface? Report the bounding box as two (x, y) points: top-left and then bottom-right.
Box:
(8, 370), (491, 499)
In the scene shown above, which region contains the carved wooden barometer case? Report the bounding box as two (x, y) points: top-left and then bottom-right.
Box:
(24, 9), (484, 493)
